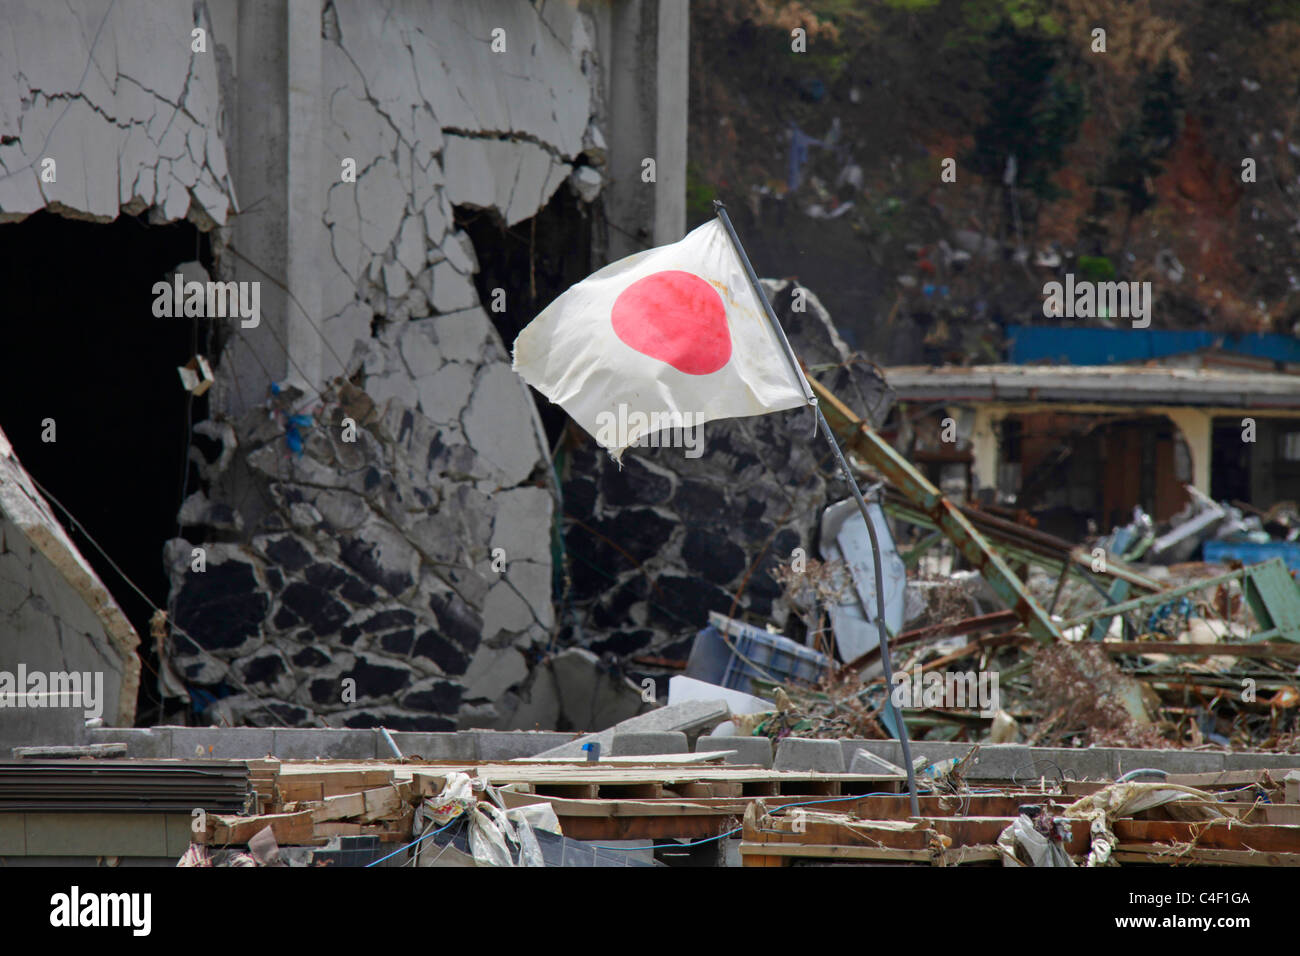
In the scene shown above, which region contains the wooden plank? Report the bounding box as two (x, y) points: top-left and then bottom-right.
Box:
(1260, 804), (1300, 826)
(1062, 780), (1108, 797)
(361, 783), (411, 821)
(925, 816), (1090, 855)
(1113, 819), (1300, 854)
(939, 846), (1001, 865)
(665, 781), (741, 799)
(1102, 641), (1300, 662)
(277, 779), (326, 805)
(294, 759), (899, 783)
(738, 841), (933, 862)
(310, 790), (365, 822)
(204, 810), (316, 847)
(1113, 845), (1300, 866)
(308, 783), (411, 823)
(1164, 769), (1290, 789)
(276, 768), (394, 799)
(494, 789), (1056, 821)
(497, 789), (723, 818)
(12, 744), (128, 759)
(559, 814), (730, 842)
(745, 808), (937, 852)
(514, 752), (733, 765)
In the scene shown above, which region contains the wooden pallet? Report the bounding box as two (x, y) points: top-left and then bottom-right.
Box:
(409, 764), (904, 801)
(737, 795), (1300, 867)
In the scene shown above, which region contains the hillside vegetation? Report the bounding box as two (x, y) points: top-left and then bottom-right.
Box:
(689, 0), (1300, 363)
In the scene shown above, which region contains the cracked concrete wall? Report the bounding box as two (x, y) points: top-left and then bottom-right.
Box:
(0, 425), (139, 741)
(0, 0), (236, 227)
(0, 0), (686, 733)
(0, 2), (232, 737)
(163, 0), (611, 730)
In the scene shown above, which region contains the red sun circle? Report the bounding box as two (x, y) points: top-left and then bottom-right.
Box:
(610, 270), (732, 376)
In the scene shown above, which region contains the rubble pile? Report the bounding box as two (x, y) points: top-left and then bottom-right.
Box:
(151, 733), (1300, 867)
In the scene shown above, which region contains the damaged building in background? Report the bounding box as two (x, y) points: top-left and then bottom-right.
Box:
(888, 327), (1300, 543)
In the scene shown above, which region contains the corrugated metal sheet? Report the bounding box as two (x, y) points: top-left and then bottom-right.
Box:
(0, 759), (248, 813)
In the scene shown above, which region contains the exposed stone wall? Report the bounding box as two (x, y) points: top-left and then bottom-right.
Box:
(167, 339), (557, 729)
(164, 0), (606, 729)
(556, 281), (892, 683)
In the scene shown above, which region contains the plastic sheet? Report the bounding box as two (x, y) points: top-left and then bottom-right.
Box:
(997, 815), (1075, 867)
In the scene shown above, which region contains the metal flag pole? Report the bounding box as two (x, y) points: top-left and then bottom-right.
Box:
(713, 200), (921, 815)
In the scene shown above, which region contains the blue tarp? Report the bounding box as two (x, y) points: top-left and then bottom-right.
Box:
(1204, 540), (1300, 573)
(1006, 326), (1300, 366)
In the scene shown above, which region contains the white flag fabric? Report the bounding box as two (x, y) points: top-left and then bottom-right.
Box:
(512, 219), (808, 460)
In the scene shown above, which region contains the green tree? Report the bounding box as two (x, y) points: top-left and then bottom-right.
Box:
(964, 19), (1083, 203)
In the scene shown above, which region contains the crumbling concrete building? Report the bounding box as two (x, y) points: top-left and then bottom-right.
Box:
(0, 0), (699, 736)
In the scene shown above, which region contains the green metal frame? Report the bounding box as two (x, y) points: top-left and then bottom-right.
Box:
(812, 379), (1063, 645)
(1059, 558), (1300, 643)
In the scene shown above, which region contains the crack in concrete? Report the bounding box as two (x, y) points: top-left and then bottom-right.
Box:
(0, 0), (119, 184)
(441, 126), (570, 162)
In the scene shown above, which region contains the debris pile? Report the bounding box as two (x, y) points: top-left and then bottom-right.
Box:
(178, 746), (910, 867)
(682, 375), (1300, 759)
(738, 750), (1300, 867)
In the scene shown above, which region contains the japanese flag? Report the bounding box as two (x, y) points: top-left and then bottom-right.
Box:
(512, 219), (808, 460)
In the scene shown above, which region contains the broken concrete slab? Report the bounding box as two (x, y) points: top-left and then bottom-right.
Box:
(667, 675), (771, 715)
(462, 645), (529, 702)
(773, 737), (845, 773)
(610, 731), (688, 757)
(0, 427), (140, 730)
(171, 727), (276, 760)
(1222, 751), (1300, 771)
(270, 729), (379, 760)
(848, 748), (907, 777)
(550, 647), (644, 732)
(535, 699), (729, 759)
(696, 734), (773, 768)
(506, 664), (562, 731)
(11, 743), (127, 759)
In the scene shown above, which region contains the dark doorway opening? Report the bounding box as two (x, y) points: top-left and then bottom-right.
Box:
(1097, 416), (1191, 526)
(455, 185), (593, 449)
(1211, 418), (1252, 504)
(0, 210), (213, 724)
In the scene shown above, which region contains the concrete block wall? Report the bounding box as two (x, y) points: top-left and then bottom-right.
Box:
(87, 727), (576, 761)
(840, 739), (1300, 781)
(72, 726), (1300, 774)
